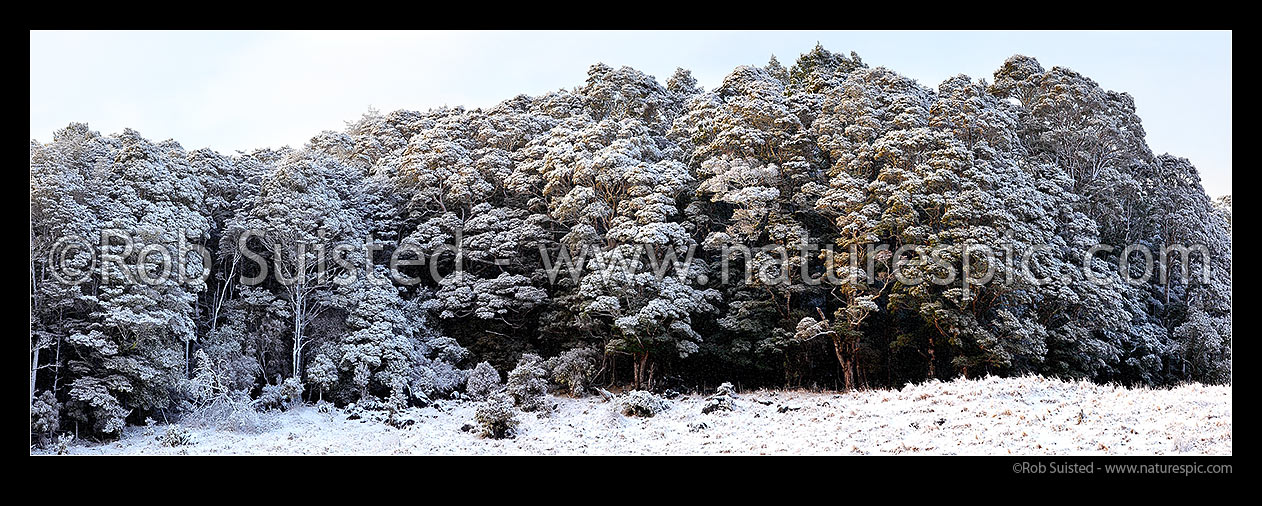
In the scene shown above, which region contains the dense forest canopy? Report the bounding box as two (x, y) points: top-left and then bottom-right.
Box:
(30, 45), (1231, 442)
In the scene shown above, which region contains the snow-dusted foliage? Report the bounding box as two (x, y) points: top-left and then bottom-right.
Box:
(158, 425), (195, 447)
(701, 395), (734, 415)
(474, 392), (518, 439)
(506, 353), (549, 412)
(1213, 195), (1231, 232)
(701, 382), (738, 414)
(543, 347), (600, 396)
(619, 390), (668, 417)
(183, 349), (270, 433)
(255, 378), (304, 412)
(465, 361), (501, 401)
(30, 391), (60, 447)
(29, 44), (1231, 442)
(326, 270), (470, 408)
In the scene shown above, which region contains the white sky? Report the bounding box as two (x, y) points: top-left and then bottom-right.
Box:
(30, 30), (1232, 197)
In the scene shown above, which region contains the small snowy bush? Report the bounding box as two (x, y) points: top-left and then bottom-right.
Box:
(387, 377), (410, 412)
(183, 350), (273, 433)
(619, 390), (668, 417)
(465, 361), (501, 401)
(52, 434), (73, 455)
(255, 377), (304, 411)
(345, 402), (364, 420)
(158, 425), (195, 447)
(474, 392), (519, 439)
(702, 382), (737, 414)
(506, 353), (548, 412)
(702, 396), (734, 414)
(544, 348), (599, 396)
(186, 388), (271, 434)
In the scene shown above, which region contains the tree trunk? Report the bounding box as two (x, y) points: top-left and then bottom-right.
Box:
(646, 361), (656, 391)
(29, 347), (39, 411)
(630, 353), (652, 390)
(291, 286), (304, 380)
(52, 336), (61, 392)
(211, 253), (238, 332)
(927, 336), (936, 380)
(831, 335), (855, 391)
(631, 357), (639, 390)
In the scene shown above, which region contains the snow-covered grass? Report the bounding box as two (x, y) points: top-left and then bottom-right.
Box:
(39, 375), (1230, 455)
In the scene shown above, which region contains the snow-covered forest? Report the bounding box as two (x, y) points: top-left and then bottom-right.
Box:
(30, 45), (1231, 449)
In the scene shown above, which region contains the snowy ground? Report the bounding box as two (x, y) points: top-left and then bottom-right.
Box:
(41, 375), (1230, 455)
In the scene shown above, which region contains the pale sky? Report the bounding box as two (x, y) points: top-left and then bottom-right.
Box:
(30, 30), (1232, 197)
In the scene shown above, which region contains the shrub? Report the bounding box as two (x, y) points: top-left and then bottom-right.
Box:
(702, 382), (737, 414)
(465, 361), (501, 401)
(701, 396), (734, 414)
(506, 353), (548, 411)
(158, 425), (195, 447)
(52, 433), (74, 455)
(619, 390), (668, 417)
(474, 392), (519, 439)
(345, 402), (364, 420)
(255, 377), (304, 411)
(186, 388), (272, 434)
(544, 348), (599, 396)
